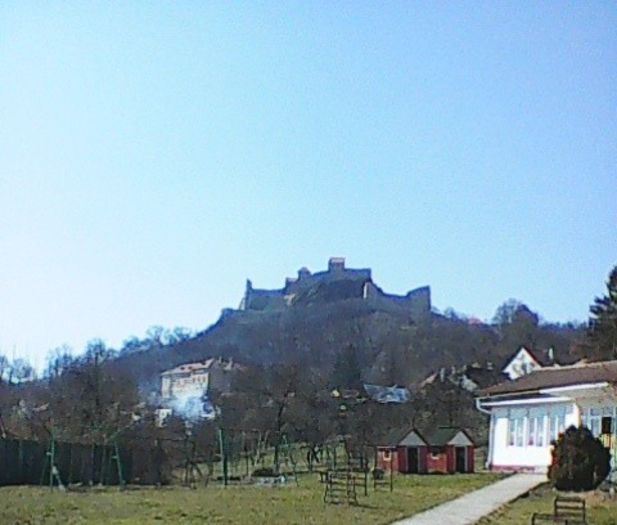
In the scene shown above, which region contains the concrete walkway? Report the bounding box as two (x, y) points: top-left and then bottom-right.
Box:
(391, 473), (546, 525)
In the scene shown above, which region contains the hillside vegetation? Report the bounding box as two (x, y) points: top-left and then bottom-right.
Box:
(116, 292), (583, 395)
(4, 262), (613, 451)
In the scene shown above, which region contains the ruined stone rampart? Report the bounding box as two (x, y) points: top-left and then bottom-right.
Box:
(238, 257), (431, 315)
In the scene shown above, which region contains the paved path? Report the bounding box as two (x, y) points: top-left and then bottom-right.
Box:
(391, 473), (546, 525)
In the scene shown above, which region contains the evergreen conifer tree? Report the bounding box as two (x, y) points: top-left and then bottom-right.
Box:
(588, 265), (617, 361)
(548, 426), (610, 491)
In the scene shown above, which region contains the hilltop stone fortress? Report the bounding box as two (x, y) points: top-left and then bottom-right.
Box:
(238, 257), (431, 317)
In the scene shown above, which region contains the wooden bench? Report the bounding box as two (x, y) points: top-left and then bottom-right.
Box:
(531, 496), (587, 524)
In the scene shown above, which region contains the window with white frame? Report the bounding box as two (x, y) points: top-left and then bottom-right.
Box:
(527, 416), (535, 446)
(584, 407), (617, 437)
(527, 416), (546, 447)
(548, 408), (566, 443)
(538, 415), (547, 446)
(586, 408), (603, 438)
(508, 409), (526, 447)
(508, 418), (515, 446)
(527, 408), (547, 447)
(516, 416), (525, 447)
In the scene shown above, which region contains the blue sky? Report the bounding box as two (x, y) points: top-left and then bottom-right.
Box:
(1, 2), (615, 369)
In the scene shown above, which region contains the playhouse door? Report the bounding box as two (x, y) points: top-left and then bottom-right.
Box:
(455, 447), (466, 473)
(408, 447), (418, 473)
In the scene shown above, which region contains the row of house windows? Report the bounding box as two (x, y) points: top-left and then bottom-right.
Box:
(507, 407), (568, 448)
(507, 406), (617, 448)
(172, 374), (208, 385)
(581, 407), (616, 438)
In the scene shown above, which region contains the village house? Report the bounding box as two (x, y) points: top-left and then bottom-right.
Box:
(476, 360), (617, 474)
(502, 346), (557, 380)
(377, 426), (475, 475)
(158, 357), (241, 422)
(363, 384), (411, 404)
(160, 357), (239, 401)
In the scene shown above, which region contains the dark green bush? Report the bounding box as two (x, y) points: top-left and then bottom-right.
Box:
(548, 426), (610, 491)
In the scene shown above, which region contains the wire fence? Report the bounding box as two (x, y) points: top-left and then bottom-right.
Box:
(0, 437), (132, 486)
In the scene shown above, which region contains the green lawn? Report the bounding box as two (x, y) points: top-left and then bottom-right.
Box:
(477, 483), (617, 525)
(0, 472), (502, 525)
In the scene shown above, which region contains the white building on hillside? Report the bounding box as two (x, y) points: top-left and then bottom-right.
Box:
(502, 346), (556, 381)
(476, 360), (617, 474)
(161, 357), (237, 400)
(158, 358), (239, 422)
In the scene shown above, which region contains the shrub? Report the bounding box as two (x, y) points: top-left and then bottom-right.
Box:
(548, 426), (610, 491)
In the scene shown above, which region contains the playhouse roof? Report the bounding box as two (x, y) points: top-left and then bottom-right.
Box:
(422, 427), (474, 447)
(379, 428), (416, 447)
(378, 426), (474, 447)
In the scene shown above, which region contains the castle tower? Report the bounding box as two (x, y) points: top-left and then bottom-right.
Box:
(328, 257), (345, 272)
(239, 279), (253, 310)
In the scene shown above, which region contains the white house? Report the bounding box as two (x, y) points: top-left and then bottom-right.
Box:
(502, 346), (556, 381)
(161, 357), (238, 401)
(476, 360), (617, 473)
(158, 357), (240, 422)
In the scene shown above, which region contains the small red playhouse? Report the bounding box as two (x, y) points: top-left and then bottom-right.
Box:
(377, 427), (475, 474)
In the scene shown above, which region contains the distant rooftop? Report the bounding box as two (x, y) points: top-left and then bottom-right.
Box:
(364, 384), (411, 404)
(480, 360), (617, 397)
(161, 357), (239, 376)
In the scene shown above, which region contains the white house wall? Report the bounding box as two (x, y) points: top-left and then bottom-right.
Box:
(489, 403), (576, 473)
(161, 371), (210, 401)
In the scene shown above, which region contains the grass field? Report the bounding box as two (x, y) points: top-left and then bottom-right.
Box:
(477, 483), (617, 525)
(0, 472), (502, 525)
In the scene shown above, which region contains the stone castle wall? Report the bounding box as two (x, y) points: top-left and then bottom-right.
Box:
(239, 257), (431, 314)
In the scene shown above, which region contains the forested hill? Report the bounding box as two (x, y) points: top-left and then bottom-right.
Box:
(113, 280), (584, 394)
(2, 263), (612, 452)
